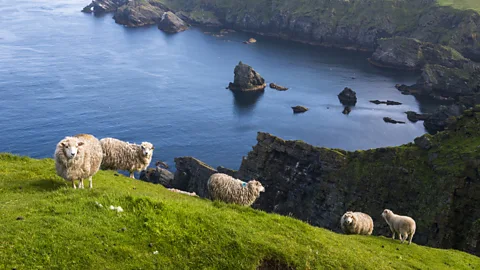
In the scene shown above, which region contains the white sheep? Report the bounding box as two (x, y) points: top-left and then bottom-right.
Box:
(207, 173), (265, 206)
(54, 134), (103, 189)
(340, 211), (374, 235)
(382, 209), (416, 244)
(100, 138), (154, 179)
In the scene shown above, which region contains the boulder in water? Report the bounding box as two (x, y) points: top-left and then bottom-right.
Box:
(269, 83), (289, 91)
(338, 87), (357, 106)
(292, 106), (309, 113)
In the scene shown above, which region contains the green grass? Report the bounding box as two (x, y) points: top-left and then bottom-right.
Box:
(0, 154), (479, 269)
(437, 0), (480, 12)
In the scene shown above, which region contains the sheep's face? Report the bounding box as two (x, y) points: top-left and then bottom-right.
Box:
(382, 209), (392, 219)
(61, 139), (84, 159)
(249, 180), (265, 193)
(343, 212), (355, 225)
(140, 142), (154, 157)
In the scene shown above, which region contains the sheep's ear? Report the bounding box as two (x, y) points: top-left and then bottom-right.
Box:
(61, 142), (66, 147)
(151, 146), (155, 150)
(77, 142), (84, 147)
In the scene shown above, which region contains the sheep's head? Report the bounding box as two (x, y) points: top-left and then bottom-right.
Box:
(343, 212), (355, 226)
(60, 137), (84, 159)
(382, 209), (393, 220)
(248, 180), (265, 193)
(140, 142), (154, 157)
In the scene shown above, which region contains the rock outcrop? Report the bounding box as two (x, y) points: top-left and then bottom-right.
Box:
(369, 37), (469, 70)
(338, 87), (357, 106)
(113, 1), (167, 27)
(139, 166), (174, 187)
(82, 0), (127, 14)
(158, 11), (189, 33)
(269, 83), (288, 91)
(173, 107), (480, 256)
(405, 111), (430, 122)
(228, 62), (266, 92)
(423, 104), (465, 134)
(291, 106), (308, 113)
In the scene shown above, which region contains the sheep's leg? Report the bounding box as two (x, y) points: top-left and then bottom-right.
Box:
(408, 233), (414, 245)
(390, 228), (395, 240)
(400, 233), (405, 243)
(88, 176), (93, 189)
(129, 171), (135, 179)
(72, 180), (77, 189)
(79, 179), (84, 189)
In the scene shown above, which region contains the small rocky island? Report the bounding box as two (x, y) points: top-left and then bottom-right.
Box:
(228, 62), (266, 92)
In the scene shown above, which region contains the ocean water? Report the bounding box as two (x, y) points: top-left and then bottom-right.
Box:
(0, 0), (435, 170)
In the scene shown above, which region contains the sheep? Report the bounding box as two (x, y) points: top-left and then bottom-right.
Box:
(100, 137), (154, 179)
(54, 134), (103, 189)
(381, 209), (416, 245)
(207, 173), (265, 206)
(340, 211), (374, 235)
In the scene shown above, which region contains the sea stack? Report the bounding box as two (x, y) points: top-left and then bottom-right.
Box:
(228, 62), (266, 92)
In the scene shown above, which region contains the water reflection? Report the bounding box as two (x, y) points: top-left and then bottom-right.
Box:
(232, 91), (265, 116)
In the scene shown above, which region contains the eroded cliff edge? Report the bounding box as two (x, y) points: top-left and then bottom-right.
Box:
(173, 106), (480, 256)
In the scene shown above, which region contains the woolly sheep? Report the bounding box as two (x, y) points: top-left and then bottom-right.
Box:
(340, 211), (374, 235)
(54, 134), (103, 189)
(382, 209), (416, 245)
(100, 138), (154, 179)
(207, 173), (265, 206)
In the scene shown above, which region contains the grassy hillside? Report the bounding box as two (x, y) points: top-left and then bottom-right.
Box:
(437, 0), (480, 12)
(0, 154), (479, 269)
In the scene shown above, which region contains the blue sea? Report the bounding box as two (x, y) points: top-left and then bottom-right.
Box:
(0, 0), (437, 170)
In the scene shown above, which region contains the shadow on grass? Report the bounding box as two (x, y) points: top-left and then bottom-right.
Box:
(29, 178), (67, 191)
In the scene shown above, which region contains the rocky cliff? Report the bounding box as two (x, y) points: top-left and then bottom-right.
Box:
(83, 0), (480, 60)
(173, 106), (480, 256)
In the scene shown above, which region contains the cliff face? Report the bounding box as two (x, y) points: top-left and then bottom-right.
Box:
(155, 0), (480, 60)
(83, 0), (480, 60)
(174, 106), (480, 256)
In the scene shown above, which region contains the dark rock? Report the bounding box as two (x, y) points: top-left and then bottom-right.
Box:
(370, 100), (402, 105)
(383, 117), (405, 124)
(216, 166), (238, 178)
(158, 12), (189, 33)
(405, 111), (431, 122)
(16, 216), (24, 221)
(139, 163), (174, 187)
(292, 106), (309, 113)
(228, 62), (266, 92)
(338, 87), (357, 106)
(114, 1), (167, 27)
(172, 157), (218, 198)
(82, 0), (127, 14)
(414, 135), (433, 150)
(148, 243), (154, 248)
(269, 83), (289, 91)
(424, 104), (465, 134)
(342, 106), (351, 115)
